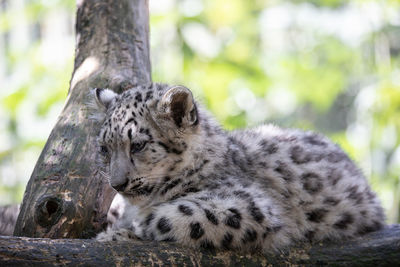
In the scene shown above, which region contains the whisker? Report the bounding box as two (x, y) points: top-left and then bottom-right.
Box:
(99, 170), (111, 180)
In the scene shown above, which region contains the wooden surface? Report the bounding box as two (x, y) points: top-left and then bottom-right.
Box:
(2, 225), (400, 266)
(13, 0), (151, 238)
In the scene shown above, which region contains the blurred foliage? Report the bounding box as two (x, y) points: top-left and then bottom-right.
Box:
(0, 0), (75, 204)
(1, 0), (400, 223)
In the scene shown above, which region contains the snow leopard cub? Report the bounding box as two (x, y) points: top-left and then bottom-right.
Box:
(93, 83), (384, 252)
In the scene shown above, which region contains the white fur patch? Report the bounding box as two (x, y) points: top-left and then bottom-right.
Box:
(98, 88), (118, 104)
(86, 88), (117, 122)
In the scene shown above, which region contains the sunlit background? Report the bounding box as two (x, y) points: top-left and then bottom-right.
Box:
(1, 0), (400, 223)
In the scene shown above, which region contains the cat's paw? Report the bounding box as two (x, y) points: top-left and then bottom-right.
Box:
(96, 228), (137, 242)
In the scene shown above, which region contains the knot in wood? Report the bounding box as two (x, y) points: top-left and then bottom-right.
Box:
(35, 196), (63, 228)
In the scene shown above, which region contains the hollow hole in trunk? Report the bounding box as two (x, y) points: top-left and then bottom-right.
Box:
(46, 200), (59, 216)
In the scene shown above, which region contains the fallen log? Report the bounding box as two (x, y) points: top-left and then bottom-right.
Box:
(1, 225), (399, 266)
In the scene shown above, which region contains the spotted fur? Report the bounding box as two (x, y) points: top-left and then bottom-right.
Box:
(93, 83), (385, 252)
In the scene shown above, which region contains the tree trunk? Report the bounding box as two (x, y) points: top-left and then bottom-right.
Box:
(13, 0), (151, 238)
(1, 225), (400, 266)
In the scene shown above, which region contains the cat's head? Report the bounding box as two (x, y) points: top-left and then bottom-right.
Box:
(92, 83), (199, 202)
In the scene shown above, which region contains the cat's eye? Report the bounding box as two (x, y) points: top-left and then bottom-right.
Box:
(100, 145), (109, 155)
(131, 141), (147, 154)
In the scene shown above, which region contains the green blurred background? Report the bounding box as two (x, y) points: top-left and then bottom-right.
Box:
(1, 0), (400, 223)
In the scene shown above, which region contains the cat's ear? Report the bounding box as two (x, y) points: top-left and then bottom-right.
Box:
(94, 88), (118, 110)
(160, 85), (198, 128)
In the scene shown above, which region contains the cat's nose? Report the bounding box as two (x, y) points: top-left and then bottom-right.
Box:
(111, 179), (129, 192)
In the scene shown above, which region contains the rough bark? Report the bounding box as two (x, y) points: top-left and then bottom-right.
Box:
(13, 0), (151, 238)
(1, 225), (400, 266)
